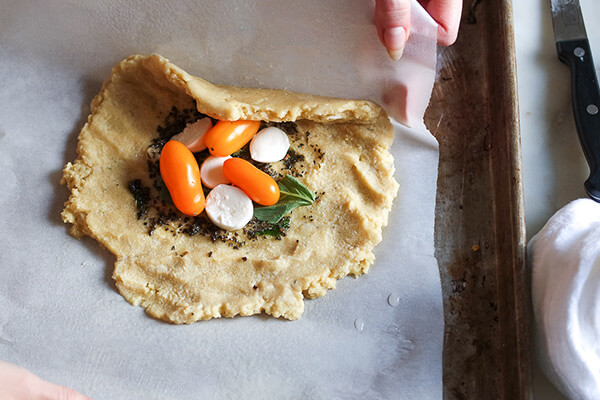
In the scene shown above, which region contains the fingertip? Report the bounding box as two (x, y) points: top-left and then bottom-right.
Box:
(375, 0), (411, 58)
(421, 0), (462, 46)
(57, 385), (95, 400)
(38, 380), (95, 400)
(383, 26), (407, 60)
(387, 48), (404, 60)
(437, 27), (459, 46)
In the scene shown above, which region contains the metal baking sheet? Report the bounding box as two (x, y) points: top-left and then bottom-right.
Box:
(425, 0), (531, 398)
(0, 0), (530, 398)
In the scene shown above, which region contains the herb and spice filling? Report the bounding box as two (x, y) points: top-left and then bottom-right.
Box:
(128, 107), (323, 245)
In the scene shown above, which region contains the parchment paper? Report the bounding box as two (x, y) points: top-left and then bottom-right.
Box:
(0, 1), (442, 398)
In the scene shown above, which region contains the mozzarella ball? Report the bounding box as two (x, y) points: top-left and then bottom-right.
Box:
(249, 127), (290, 163)
(171, 117), (212, 153)
(205, 185), (253, 231)
(200, 155), (231, 188)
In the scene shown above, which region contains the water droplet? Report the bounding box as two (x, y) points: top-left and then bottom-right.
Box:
(354, 318), (365, 332)
(387, 292), (400, 307)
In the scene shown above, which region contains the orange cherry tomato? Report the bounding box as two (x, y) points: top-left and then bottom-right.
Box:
(223, 158), (280, 206)
(204, 120), (261, 157)
(159, 140), (205, 216)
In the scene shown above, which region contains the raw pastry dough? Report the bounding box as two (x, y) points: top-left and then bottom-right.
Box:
(62, 54), (398, 323)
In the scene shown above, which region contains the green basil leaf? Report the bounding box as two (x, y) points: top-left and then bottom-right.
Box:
(253, 175), (315, 223)
(278, 175), (316, 203)
(253, 202), (298, 224)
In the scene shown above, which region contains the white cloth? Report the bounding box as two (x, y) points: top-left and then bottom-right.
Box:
(530, 198), (600, 400)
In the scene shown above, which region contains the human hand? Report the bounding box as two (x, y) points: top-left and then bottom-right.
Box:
(0, 360), (93, 400)
(375, 0), (463, 59)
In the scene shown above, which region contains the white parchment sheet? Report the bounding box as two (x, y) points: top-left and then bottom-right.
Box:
(0, 1), (442, 399)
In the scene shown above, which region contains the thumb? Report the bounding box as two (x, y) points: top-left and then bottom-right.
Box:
(419, 0), (462, 46)
(375, 0), (411, 60)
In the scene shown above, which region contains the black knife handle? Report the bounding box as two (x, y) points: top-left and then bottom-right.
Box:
(556, 38), (600, 202)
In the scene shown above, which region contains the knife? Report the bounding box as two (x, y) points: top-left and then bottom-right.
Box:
(551, 0), (600, 201)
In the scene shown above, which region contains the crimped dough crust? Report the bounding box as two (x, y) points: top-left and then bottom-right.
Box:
(62, 54), (398, 323)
